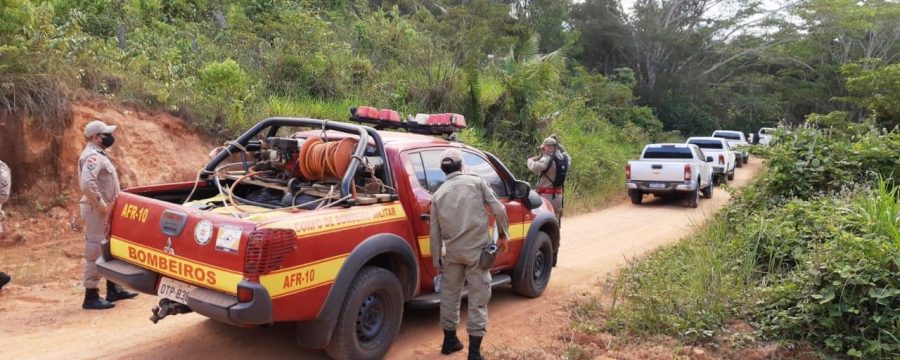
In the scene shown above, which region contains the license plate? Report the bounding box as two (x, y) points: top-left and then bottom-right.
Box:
(158, 277), (197, 304)
(648, 182), (666, 189)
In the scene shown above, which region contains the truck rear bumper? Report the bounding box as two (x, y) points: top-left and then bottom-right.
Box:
(97, 258), (272, 326)
(627, 181), (696, 193)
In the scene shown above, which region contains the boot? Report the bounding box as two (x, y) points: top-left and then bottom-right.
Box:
(440, 329), (464, 355)
(106, 280), (138, 302)
(468, 335), (483, 360)
(82, 288), (115, 310)
(0, 272), (10, 290)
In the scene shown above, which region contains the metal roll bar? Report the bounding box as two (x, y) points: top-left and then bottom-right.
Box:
(203, 117), (394, 206)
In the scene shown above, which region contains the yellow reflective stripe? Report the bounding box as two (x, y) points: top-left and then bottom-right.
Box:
(417, 221), (532, 257)
(111, 237), (244, 295)
(260, 254), (348, 299)
(261, 203), (407, 237)
(418, 236), (432, 257)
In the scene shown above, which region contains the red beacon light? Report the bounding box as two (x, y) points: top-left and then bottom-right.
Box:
(350, 106), (465, 137)
(407, 113), (466, 135)
(351, 106), (403, 130)
(378, 109), (401, 123)
(353, 106), (380, 121)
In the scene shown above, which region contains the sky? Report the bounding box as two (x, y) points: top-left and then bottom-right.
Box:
(572, 0), (796, 18)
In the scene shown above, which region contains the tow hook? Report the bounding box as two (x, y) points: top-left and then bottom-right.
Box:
(150, 298), (193, 324)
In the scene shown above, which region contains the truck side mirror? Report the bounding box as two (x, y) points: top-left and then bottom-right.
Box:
(525, 190), (543, 210)
(706, 156), (714, 162)
(513, 180), (531, 199)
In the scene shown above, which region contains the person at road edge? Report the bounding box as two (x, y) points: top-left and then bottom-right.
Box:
(79, 119), (138, 309)
(527, 135), (571, 223)
(430, 148), (510, 360)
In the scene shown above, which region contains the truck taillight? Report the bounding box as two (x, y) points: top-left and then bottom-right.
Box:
(718, 154), (725, 165)
(684, 164), (692, 182)
(244, 228), (297, 279)
(626, 164), (631, 180)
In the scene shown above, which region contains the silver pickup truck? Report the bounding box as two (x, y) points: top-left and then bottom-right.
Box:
(626, 143), (715, 208)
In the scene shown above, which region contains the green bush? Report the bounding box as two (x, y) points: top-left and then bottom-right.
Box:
(752, 122), (900, 206)
(604, 120), (900, 358)
(3, 0), (665, 213)
(752, 182), (900, 358)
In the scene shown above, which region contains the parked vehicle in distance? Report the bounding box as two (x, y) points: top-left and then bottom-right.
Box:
(757, 127), (776, 145)
(626, 143), (714, 208)
(686, 137), (735, 184)
(711, 130), (750, 166)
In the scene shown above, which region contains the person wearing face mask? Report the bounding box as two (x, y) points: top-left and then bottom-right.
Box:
(78, 119), (137, 310)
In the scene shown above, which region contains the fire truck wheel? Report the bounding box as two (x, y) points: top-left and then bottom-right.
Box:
(325, 266), (404, 360)
(511, 232), (553, 298)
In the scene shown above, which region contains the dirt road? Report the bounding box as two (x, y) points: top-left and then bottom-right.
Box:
(0, 160), (761, 360)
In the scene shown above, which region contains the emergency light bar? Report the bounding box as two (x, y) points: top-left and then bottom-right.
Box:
(350, 106), (466, 136)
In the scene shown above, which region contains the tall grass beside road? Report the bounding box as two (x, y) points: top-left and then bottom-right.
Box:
(605, 216), (754, 342)
(579, 122), (900, 359)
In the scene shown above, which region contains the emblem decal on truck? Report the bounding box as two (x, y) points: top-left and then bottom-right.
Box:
(194, 220), (213, 246)
(215, 225), (243, 254)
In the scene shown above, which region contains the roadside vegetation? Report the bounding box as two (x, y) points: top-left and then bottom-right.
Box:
(0, 0), (684, 212)
(572, 108), (900, 357)
(4, 0), (896, 213)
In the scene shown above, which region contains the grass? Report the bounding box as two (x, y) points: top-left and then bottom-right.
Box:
(604, 212), (754, 342)
(851, 177), (899, 241)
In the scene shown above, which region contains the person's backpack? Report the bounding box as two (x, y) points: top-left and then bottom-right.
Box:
(542, 153), (569, 187)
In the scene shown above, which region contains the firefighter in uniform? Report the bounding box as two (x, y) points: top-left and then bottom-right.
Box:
(0, 160), (11, 289)
(527, 136), (571, 222)
(79, 120), (137, 309)
(430, 149), (510, 360)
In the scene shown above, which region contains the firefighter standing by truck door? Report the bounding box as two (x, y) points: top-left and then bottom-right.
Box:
(430, 149), (510, 360)
(527, 135), (570, 223)
(79, 120), (137, 310)
(0, 160), (11, 290)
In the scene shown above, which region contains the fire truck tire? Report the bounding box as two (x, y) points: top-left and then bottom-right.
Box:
(325, 266), (403, 360)
(511, 232), (553, 298)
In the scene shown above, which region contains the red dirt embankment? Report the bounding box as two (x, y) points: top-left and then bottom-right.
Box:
(0, 100), (215, 297)
(1, 101), (213, 195)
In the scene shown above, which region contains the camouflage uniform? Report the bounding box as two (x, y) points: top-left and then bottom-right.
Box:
(78, 142), (120, 288)
(527, 141), (571, 222)
(430, 170), (509, 338)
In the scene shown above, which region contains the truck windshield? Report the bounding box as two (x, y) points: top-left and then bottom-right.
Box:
(713, 132), (741, 140)
(643, 147), (694, 159)
(688, 140), (723, 149)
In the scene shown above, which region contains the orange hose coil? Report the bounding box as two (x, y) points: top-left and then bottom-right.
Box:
(298, 136), (358, 181)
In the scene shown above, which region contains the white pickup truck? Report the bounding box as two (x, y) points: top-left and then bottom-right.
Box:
(756, 127), (776, 145)
(626, 143), (715, 208)
(711, 130), (750, 167)
(686, 137), (735, 184)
